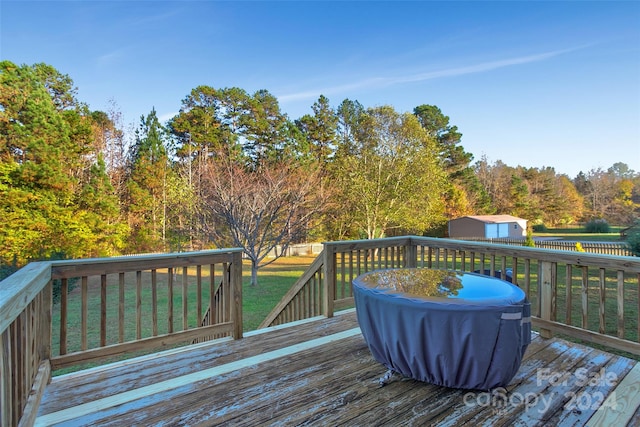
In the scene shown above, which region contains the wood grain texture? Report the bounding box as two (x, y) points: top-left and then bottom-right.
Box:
(35, 311), (639, 427)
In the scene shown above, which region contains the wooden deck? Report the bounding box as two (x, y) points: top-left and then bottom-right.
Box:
(36, 310), (640, 427)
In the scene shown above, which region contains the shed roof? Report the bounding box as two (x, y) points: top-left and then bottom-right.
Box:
(455, 215), (526, 224)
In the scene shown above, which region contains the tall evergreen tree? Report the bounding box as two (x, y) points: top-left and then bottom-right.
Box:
(295, 95), (339, 166)
(0, 61), (126, 263)
(126, 108), (171, 252)
(413, 104), (489, 218)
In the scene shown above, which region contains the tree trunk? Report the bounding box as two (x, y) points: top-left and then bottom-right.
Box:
(251, 259), (259, 286)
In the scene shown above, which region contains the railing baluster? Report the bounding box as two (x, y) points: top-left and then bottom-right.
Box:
(81, 276), (88, 351)
(119, 272), (125, 343)
(617, 270), (625, 339)
(489, 254), (496, 276)
(340, 252), (346, 299)
(196, 265), (202, 325)
(539, 261), (554, 338)
(100, 274), (107, 347)
(348, 252), (354, 297)
(599, 268), (606, 334)
(136, 271), (142, 340)
(565, 265), (572, 325)
(637, 273), (640, 343)
(167, 268), (173, 334)
(581, 266), (589, 329)
(152, 269), (158, 336)
(524, 259), (531, 308)
(209, 264), (215, 327)
(182, 267), (188, 331)
(60, 278), (67, 355)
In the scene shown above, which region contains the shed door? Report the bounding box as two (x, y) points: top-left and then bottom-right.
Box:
(498, 223), (509, 237)
(485, 224), (498, 238)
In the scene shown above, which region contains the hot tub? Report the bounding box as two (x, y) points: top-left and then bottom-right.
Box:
(353, 268), (531, 390)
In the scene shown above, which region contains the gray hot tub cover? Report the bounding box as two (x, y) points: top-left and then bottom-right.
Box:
(353, 270), (531, 391)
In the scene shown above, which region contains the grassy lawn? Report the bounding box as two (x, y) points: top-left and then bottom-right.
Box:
(533, 226), (625, 242)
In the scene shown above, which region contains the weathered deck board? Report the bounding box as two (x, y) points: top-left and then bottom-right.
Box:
(38, 312), (360, 415)
(36, 310), (639, 427)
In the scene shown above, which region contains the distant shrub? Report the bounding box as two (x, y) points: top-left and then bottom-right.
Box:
(626, 221), (640, 257)
(532, 224), (548, 232)
(524, 228), (535, 247)
(585, 219), (610, 233)
(0, 263), (18, 281)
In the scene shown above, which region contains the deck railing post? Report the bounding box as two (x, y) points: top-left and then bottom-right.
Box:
(323, 243), (336, 318)
(231, 250), (243, 339)
(539, 260), (554, 339)
(404, 239), (418, 268)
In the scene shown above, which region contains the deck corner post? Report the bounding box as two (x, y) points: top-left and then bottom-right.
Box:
(231, 250), (243, 339)
(539, 260), (554, 339)
(404, 239), (418, 269)
(323, 243), (336, 318)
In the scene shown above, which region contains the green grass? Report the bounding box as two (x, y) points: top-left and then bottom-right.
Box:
(533, 226), (625, 242)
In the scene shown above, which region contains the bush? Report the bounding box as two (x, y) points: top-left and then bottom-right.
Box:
(0, 263), (18, 281)
(524, 228), (535, 247)
(626, 221), (640, 257)
(532, 224), (548, 232)
(585, 219), (610, 233)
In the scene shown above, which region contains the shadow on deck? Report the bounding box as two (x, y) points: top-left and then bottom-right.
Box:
(36, 310), (640, 426)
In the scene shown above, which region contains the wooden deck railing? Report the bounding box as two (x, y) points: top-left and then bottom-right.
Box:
(2, 237), (640, 426)
(0, 248), (243, 427)
(260, 236), (640, 357)
(0, 262), (52, 427)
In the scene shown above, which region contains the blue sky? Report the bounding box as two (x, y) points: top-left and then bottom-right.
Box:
(2, 1), (639, 177)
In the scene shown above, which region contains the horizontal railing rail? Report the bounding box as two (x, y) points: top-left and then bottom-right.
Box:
(262, 236), (640, 357)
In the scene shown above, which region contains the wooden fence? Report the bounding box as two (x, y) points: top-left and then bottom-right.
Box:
(456, 237), (634, 256)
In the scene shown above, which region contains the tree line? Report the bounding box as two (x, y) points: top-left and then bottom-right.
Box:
(1, 61), (638, 283)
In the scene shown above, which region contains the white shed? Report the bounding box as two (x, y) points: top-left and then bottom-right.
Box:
(448, 215), (527, 238)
